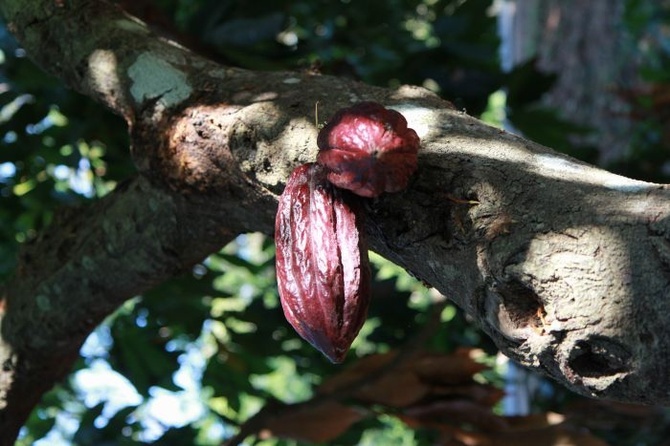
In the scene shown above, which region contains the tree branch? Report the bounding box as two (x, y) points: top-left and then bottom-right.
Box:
(2, 0), (670, 443)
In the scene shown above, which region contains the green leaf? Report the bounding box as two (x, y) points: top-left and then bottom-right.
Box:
(109, 315), (182, 396)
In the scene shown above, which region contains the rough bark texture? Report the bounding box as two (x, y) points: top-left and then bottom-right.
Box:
(501, 0), (637, 162)
(1, 1), (670, 443)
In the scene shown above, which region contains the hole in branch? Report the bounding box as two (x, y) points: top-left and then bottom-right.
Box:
(495, 279), (546, 331)
(568, 337), (631, 378)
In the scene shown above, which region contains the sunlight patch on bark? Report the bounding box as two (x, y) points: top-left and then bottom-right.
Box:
(88, 50), (122, 104)
(388, 105), (434, 139)
(533, 153), (656, 192)
(114, 16), (151, 34)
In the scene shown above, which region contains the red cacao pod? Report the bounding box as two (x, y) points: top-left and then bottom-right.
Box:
(275, 163), (371, 363)
(317, 101), (420, 197)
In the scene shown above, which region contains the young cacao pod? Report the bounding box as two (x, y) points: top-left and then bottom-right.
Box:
(275, 163), (371, 363)
(317, 101), (420, 197)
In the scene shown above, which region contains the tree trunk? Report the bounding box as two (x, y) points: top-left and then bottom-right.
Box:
(502, 0), (637, 162)
(1, 1), (669, 443)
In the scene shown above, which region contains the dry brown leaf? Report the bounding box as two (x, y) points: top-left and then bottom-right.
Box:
(319, 351), (428, 407)
(318, 351), (399, 394)
(354, 369), (429, 407)
(424, 419), (607, 446)
(411, 349), (488, 385)
(442, 429), (493, 446)
(421, 419), (608, 446)
(260, 401), (365, 444)
(504, 412), (566, 430)
(483, 423), (609, 446)
(319, 349), (501, 411)
(428, 383), (505, 406)
(401, 399), (509, 432)
(560, 398), (666, 434)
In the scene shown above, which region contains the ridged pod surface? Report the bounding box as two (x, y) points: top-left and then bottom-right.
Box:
(317, 101), (420, 197)
(275, 163), (371, 363)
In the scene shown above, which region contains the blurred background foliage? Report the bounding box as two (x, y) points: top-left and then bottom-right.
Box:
(2, 0), (670, 444)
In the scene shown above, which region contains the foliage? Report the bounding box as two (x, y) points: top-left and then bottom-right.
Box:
(0, 26), (132, 281)
(610, 0), (670, 183)
(2, 0), (670, 445)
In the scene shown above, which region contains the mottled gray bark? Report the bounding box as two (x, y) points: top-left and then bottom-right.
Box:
(1, 1), (669, 444)
(501, 0), (637, 162)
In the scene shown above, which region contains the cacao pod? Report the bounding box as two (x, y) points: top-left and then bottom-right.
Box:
(317, 101), (420, 197)
(275, 163), (371, 363)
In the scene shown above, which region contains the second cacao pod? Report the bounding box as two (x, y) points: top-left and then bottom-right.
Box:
(275, 163), (371, 363)
(317, 101), (420, 197)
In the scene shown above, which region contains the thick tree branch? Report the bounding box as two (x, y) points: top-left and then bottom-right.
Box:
(2, 0), (670, 443)
(0, 174), (271, 442)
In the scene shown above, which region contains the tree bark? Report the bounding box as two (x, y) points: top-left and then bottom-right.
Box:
(1, 1), (669, 443)
(502, 0), (637, 162)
